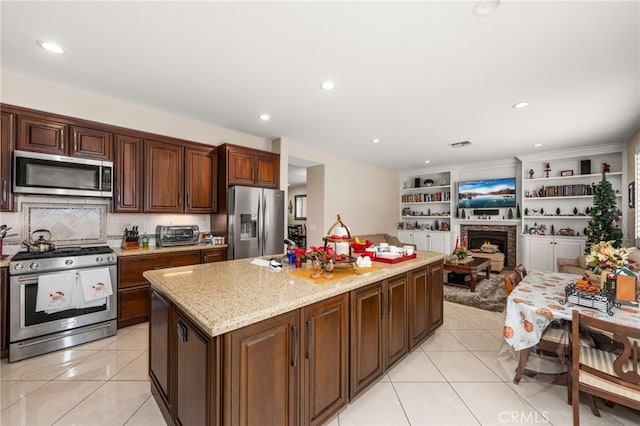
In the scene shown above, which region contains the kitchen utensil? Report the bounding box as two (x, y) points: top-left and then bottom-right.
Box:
(22, 229), (56, 253)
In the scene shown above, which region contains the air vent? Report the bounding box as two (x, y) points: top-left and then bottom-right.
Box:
(449, 140), (474, 148)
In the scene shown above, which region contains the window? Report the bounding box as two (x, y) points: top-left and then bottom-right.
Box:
(295, 194), (307, 220)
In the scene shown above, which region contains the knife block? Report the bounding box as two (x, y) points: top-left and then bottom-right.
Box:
(121, 240), (140, 250)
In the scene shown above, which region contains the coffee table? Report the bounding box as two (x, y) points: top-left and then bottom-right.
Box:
(444, 257), (492, 292)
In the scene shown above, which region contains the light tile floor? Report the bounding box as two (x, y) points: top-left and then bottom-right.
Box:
(1, 303), (639, 425)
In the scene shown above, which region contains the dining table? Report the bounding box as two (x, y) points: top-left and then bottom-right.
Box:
(503, 270), (640, 352)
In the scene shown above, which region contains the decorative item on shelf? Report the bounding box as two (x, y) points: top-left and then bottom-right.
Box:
(551, 225), (555, 235)
(434, 220), (439, 230)
(528, 169), (534, 179)
(573, 207), (578, 215)
(516, 203), (521, 218)
(455, 207), (460, 218)
(414, 178), (421, 188)
(557, 227), (575, 236)
(524, 224), (529, 234)
(540, 207), (544, 215)
(602, 162), (611, 173)
(461, 209), (466, 219)
(580, 159), (591, 175)
(524, 207), (529, 216)
(439, 179), (447, 186)
(544, 162), (551, 178)
(508, 208), (513, 219)
(560, 170), (573, 177)
(424, 178), (434, 187)
(556, 207), (561, 215)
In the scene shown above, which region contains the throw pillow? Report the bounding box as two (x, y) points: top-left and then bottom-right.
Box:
(578, 255), (588, 269)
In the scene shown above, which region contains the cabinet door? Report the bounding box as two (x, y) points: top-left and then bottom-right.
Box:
(225, 310), (300, 426)
(523, 237), (554, 272)
(186, 147), (216, 213)
(301, 294), (348, 426)
(201, 247), (227, 263)
(144, 139), (184, 213)
(397, 231), (414, 245)
(0, 112), (14, 212)
(427, 232), (448, 254)
(350, 281), (384, 399)
(554, 239), (585, 271)
(227, 149), (255, 186)
(414, 231), (428, 251)
(1, 267), (7, 358)
(428, 261), (444, 332)
(118, 287), (150, 329)
(255, 153), (279, 188)
(408, 267), (429, 349)
(17, 115), (67, 155)
(149, 290), (172, 409)
(70, 126), (112, 160)
(113, 134), (143, 213)
(385, 275), (409, 369)
(176, 313), (209, 426)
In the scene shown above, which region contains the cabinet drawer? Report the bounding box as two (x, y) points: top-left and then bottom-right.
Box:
(201, 248), (227, 263)
(118, 287), (150, 327)
(119, 251), (201, 289)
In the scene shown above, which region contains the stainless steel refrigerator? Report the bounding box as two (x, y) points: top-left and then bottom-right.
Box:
(228, 186), (285, 259)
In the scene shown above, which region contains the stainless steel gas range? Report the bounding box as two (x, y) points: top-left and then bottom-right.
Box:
(9, 246), (117, 362)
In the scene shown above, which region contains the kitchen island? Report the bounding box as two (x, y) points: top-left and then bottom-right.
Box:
(144, 252), (445, 426)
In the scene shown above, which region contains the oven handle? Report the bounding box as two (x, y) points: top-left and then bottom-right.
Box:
(15, 322), (115, 348)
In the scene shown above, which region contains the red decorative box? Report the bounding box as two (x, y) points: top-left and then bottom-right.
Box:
(374, 253), (417, 264)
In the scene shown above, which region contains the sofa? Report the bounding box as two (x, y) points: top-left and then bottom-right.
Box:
(356, 233), (415, 249)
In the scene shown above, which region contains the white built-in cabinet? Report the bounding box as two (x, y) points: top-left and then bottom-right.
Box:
(522, 235), (585, 272)
(399, 171), (452, 231)
(397, 230), (451, 255)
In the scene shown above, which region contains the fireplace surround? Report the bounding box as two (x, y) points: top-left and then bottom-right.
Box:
(460, 224), (517, 268)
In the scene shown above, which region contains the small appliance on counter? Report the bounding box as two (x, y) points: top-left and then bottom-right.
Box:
(156, 225), (200, 247)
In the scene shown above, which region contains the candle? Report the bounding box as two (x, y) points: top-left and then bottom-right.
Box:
(455, 236), (459, 248)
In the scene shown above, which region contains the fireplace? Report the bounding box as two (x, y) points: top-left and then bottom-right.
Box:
(460, 225), (517, 268)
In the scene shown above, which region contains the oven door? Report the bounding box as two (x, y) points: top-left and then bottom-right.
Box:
(9, 265), (117, 343)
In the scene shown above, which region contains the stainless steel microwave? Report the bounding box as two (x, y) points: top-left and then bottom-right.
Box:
(13, 150), (113, 198)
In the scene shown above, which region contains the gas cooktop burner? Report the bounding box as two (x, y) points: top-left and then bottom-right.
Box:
(11, 246), (115, 261)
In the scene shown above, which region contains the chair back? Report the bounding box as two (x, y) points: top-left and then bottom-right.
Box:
(570, 310), (640, 424)
(503, 270), (521, 294)
(514, 264), (528, 281)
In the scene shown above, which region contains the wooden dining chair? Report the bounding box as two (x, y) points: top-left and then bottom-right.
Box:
(570, 310), (640, 425)
(514, 264), (528, 281)
(503, 270), (521, 294)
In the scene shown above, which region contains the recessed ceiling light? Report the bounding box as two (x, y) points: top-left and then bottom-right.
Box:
(258, 114), (270, 121)
(321, 80), (335, 90)
(36, 40), (65, 54)
(472, 0), (501, 17)
(533, 143), (543, 148)
(424, 160), (431, 164)
(513, 102), (529, 109)
(372, 138), (380, 143)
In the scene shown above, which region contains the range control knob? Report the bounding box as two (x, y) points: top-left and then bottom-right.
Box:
(107, 256), (115, 262)
(14, 263), (24, 270)
(65, 259), (73, 266)
(96, 256), (104, 263)
(30, 262), (39, 270)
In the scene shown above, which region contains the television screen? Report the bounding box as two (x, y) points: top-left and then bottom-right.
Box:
(458, 177), (517, 208)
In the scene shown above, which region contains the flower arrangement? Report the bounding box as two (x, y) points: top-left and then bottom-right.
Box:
(585, 240), (635, 269)
(453, 246), (469, 260)
(306, 245), (336, 278)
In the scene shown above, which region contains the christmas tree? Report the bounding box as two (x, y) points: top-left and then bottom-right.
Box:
(587, 165), (622, 248)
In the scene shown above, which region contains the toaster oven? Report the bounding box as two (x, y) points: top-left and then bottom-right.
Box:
(156, 225), (200, 247)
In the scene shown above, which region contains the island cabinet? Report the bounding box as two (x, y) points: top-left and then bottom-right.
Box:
(349, 275), (409, 399)
(408, 260), (444, 349)
(118, 250), (201, 328)
(224, 310), (300, 426)
(1, 267), (7, 359)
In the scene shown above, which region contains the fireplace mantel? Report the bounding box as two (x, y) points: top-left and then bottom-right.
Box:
(457, 219), (521, 226)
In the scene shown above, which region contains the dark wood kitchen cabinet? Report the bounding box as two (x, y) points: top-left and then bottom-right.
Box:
(219, 144), (279, 189)
(201, 247), (227, 263)
(1, 267), (8, 359)
(408, 260), (444, 350)
(0, 112), (14, 212)
(144, 139), (184, 213)
(301, 294), (349, 426)
(350, 276), (409, 398)
(113, 134), (143, 213)
(118, 250), (201, 328)
(224, 309), (300, 426)
(150, 290), (172, 414)
(16, 115), (112, 160)
(185, 146), (217, 213)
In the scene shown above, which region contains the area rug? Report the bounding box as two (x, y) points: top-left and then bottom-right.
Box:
(444, 274), (508, 312)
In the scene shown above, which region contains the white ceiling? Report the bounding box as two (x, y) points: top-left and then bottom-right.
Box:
(1, 1), (638, 171)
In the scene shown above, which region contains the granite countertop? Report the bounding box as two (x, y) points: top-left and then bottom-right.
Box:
(0, 256), (9, 268)
(114, 243), (227, 257)
(144, 251), (446, 338)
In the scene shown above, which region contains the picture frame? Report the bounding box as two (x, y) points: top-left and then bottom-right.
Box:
(560, 170), (573, 176)
(629, 182), (635, 209)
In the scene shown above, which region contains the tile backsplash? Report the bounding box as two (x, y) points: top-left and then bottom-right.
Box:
(0, 195), (211, 255)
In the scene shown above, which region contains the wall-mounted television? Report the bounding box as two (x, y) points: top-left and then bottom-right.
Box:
(458, 177), (517, 208)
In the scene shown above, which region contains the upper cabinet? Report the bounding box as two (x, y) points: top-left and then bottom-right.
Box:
(185, 146), (217, 213)
(17, 115), (113, 160)
(144, 140), (185, 213)
(114, 134), (143, 213)
(517, 146), (625, 239)
(0, 112), (14, 211)
(220, 144), (279, 189)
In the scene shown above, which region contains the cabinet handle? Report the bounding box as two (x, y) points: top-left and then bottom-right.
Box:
(306, 319), (312, 360)
(388, 289), (393, 315)
(117, 193), (121, 205)
(177, 321), (188, 342)
(178, 192), (182, 207)
(380, 292), (385, 319)
(2, 180), (6, 202)
(60, 128), (64, 150)
(291, 325), (299, 367)
(186, 192), (190, 208)
(73, 133), (78, 152)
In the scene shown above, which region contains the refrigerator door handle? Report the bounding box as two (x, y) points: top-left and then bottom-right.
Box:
(263, 193), (268, 251)
(257, 193), (262, 250)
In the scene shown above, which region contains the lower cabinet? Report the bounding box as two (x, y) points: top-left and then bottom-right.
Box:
(201, 247), (227, 263)
(1, 267), (7, 359)
(350, 275), (409, 399)
(149, 291), (172, 416)
(428, 261), (444, 331)
(224, 310), (300, 426)
(522, 235), (585, 272)
(408, 260), (444, 350)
